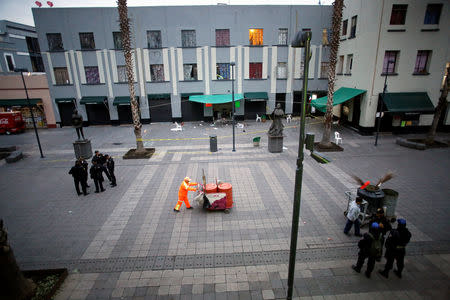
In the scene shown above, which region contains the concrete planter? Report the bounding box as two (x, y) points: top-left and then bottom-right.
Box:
(268, 135), (283, 153)
(73, 139), (93, 159)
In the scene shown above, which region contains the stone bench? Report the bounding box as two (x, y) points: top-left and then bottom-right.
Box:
(396, 138), (426, 150)
(6, 151), (23, 163)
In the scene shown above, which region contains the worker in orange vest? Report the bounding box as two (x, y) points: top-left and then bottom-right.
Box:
(174, 177), (198, 212)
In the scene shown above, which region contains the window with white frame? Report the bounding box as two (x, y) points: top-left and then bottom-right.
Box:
(337, 55), (344, 74)
(390, 4), (408, 25)
(117, 65), (127, 82)
(382, 51), (399, 74)
(346, 54), (353, 74)
(4, 54), (15, 71)
(278, 28), (288, 45)
(320, 62), (329, 78)
(216, 63), (230, 80)
(150, 64), (165, 81)
(54, 67), (69, 85)
(277, 62), (287, 79)
(424, 4), (443, 25)
(350, 16), (357, 38)
(342, 19), (348, 36)
(181, 30), (196, 48)
(85, 66), (100, 84)
(183, 64), (198, 80)
(414, 50), (431, 74)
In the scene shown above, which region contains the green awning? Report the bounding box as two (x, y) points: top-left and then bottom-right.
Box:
(181, 93), (203, 98)
(382, 92), (434, 113)
(0, 98), (41, 106)
(80, 96), (106, 104)
(55, 98), (75, 103)
(113, 96), (138, 106)
(244, 92), (268, 101)
(311, 87), (366, 113)
(148, 94), (171, 100)
(189, 94), (244, 104)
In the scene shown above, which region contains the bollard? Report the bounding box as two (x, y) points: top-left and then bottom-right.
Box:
(209, 135), (217, 152)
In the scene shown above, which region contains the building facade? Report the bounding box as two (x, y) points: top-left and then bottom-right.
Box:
(32, 5), (332, 126)
(336, 0), (449, 133)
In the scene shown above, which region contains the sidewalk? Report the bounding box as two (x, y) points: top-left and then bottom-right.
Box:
(0, 119), (449, 299)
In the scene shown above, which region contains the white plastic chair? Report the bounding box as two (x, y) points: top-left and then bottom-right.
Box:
(286, 114), (292, 123)
(334, 131), (342, 145)
(256, 114), (262, 122)
(170, 122), (183, 131)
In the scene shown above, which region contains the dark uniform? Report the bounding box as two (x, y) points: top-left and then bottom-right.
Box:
(90, 161), (105, 193)
(105, 155), (116, 187)
(79, 158), (90, 188)
(69, 161), (88, 195)
(369, 208), (392, 260)
(379, 219), (411, 278)
(352, 222), (384, 278)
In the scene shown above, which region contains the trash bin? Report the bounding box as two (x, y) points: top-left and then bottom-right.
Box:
(382, 189), (399, 220)
(305, 133), (315, 151)
(210, 135), (217, 152)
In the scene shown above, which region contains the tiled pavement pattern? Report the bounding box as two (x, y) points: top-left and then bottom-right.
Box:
(1, 119), (449, 299)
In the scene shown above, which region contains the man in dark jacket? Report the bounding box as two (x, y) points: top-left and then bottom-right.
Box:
(79, 157), (90, 188)
(105, 154), (116, 187)
(90, 160), (105, 193)
(369, 208), (392, 261)
(352, 222), (384, 278)
(69, 160), (88, 196)
(378, 218), (412, 278)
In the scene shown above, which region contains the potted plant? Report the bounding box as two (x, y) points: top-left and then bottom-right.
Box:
(261, 114), (266, 122)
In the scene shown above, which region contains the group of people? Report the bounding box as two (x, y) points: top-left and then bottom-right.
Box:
(68, 150), (117, 195)
(344, 197), (412, 279)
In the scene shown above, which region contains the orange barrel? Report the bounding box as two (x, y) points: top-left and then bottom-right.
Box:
(205, 183), (218, 194)
(218, 182), (233, 208)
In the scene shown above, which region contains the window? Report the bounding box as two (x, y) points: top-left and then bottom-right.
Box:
(181, 30), (196, 48)
(216, 63), (230, 79)
(5, 54), (15, 72)
(382, 51), (399, 74)
(390, 4), (408, 25)
(150, 64), (165, 81)
(346, 54), (353, 74)
(31, 56), (45, 72)
(278, 28), (288, 45)
(277, 62), (287, 79)
(147, 30), (162, 49)
(350, 16), (357, 38)
(79, 32), (95, 50)
(113, 32), (123, 50)
(117, 65), (127, 82)
(249, 29), (263, 46)
(320, 62), (329, 78)
(26, 37), (41, 54)
(424, 4), (443, 25)
(216, 29), (230, 46)
(249, 62), (262, 79)
(342, 19), (348, 36)
(46, 33), (63, 51)
(414, 50), (431, 74)
(183, 64), (197, 80)
(54, 67), (69, 85)
(322, 28), (329, 46)
(337, 55), (344, 74)
(85, 66), (100, 84)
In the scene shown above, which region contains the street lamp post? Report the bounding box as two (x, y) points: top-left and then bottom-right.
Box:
(375, 60), (394, 146)
(231, 62), (236, 152)
(16, 68), (44, 158)
(286, 30), (311, 300)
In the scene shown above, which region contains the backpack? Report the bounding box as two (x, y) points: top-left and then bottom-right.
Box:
(368, 233), (383, 257)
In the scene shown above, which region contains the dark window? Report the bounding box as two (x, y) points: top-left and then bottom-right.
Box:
(414, 50), (431, 74)
(150, 64), (165, 81)
(390, 4), (408, 25)
(278, 28), (288, 45)
(216, 29), (230, 46)
(346, 54), (353, 74)
(216, 63), (230, 79)
(26, 37), (41, 54)
(181, 30), (196, 47)
(424, 4), (443, 24)
(117, 65), (127, 82)
(249, 62), (262, 79)
(79, 32), (95, 50)
(147, 30), (162, 49)
(30, 56), (45, 72)
(183, 64), (197, 80)
(337, 56), (344, 74)
(350, 16), (357, 38)
(85, 66), (100, 84)
(46, 33), (63, 51)
(5, 54), (15, 71)
(383, 51), (399, 74)
(342, 19), (348, 36)
(113, 32), (123, 50)
(54, 67), (69, 85)
(249, 29), (263, 45)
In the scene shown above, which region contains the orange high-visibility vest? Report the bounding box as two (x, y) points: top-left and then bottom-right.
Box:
(178, 181), (197, 199)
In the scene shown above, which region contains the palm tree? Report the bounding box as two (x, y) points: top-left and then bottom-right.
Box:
(319, 0), (344, 148)
(117, 0), (145, 152)
(425, 66), (449, 145)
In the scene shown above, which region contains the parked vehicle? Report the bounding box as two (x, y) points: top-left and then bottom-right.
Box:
(0, 112), (25, 134)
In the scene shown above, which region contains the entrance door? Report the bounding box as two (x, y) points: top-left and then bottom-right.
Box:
(181, 97), (203, 121)
(149, 98), (172, 122)
(244, 101), (266, 120)
(117, 105), (133, 124)
(58, 102), (75, 127)
(85, 103), (110, 125)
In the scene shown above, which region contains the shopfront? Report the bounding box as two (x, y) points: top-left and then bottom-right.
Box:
(244, 92), (267, 120)
(55, 98), (75, 127)
(148, 94), (172, 122)
(80, 96), (110, 125)
(0, 98), (47, 128)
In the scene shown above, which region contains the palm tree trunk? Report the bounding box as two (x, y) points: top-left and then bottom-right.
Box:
(320, 0), (344, 147)
(118, 0), (145, 152)
(425, 66), (449, 145)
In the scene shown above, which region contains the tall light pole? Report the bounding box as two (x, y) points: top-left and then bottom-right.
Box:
(15, 68), (44, 158)
(231, 62), (236, 152)
(375, 60), (394, 146)
(287, 30), (311, 300)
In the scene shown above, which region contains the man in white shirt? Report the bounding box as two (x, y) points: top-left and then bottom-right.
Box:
(344, 197), (363, 237)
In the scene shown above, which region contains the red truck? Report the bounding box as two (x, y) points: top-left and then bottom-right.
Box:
(0, 112), (25, 134)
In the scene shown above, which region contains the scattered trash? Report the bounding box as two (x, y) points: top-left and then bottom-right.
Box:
(144, 129), (147, 133)
(327, 237), (332, 241)
(194, 127), (196, 129)
(283, 146), (288, 150)
(72, 269), (79, 273)
(199, 123), (203, 126)
(303, 221), (306, 224)
(214, 128), (218, 130)
(68, 211), (72, 214)
(237, 123), (244, 129)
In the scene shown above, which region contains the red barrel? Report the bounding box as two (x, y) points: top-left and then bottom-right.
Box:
(205, 183), (218, 194)
(218, 182), (233, 208)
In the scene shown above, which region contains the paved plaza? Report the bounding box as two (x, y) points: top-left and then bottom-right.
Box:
(0, 118), (449, 299)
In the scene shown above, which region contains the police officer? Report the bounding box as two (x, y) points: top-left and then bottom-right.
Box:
(352, 222), (384, 278)
(90, 160), (105, 193)
(369, 208), (392, 261)
(79, 157), (90, 188)
(105, 154), (116, 187)
(378, 218), (411, 279)
(69, 160), (88, 196)
(92, 151), (112, 183)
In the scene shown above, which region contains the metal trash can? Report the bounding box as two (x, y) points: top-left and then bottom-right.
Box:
(382, 189), (399, 220)
(305, 133), (315, 151)
(209, 135), (217, 152)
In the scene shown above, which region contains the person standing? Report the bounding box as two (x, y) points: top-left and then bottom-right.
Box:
(369, 208), (392, 261)
(69, 160), (88, 196)
(90, 160), (105, 193)
(174, 177), (198, 212)
(352, 222), (384, 278)
(378, 218), (411, 279)
(344, 197), (363, 237)
(79, 157), (90, 188)
(105, 154), (116, 187)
